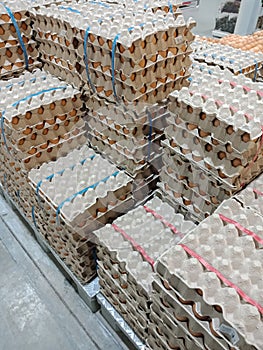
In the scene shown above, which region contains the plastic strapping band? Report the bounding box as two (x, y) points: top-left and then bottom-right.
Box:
(112, 223), (155, 269)
(31, 206), (38, 229)
(84, 26), (96, 93)
(111, 33), (121, 100)
(58, 6), (81, 14)
(253, 188), (263, 196)
(143, 205), (184, 239)
(146, 110), (153, 162)
(36, 154), (96, 200)
(168, 1), (173, 13)
(56, 170), (119, 223)
(219, 214), (263, 246)
(11, 86), (67, 108)
(89, 1), (110, 8)
(1, 112), (10, 154)
(180, 243), (263, 315)
(0, 2), (29, 69)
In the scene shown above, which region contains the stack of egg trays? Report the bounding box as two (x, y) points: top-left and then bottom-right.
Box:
(95, 195), (196, 340)
(159, 63), (263, 220)
(191, 39), (263, 80)
(0, 69), (86, 171)
(28, 146), (135, 283)
(86, 96), (169, 176)
(0, 0), (40, 79)
(151, 203), (263, 350)
(30, 0), (195, 103)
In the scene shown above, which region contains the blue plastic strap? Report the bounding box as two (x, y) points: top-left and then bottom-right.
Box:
(168, 1), (173, 13)
(0, 2), (29, 69)
(56, 170), (120, 223)
(111, 33), (121, 100)
(1, 112), (10, 154)
(84, 26), (96, 93)
(36, 154), (96, 201)
(31, 206), (38, 229)
(11, 86), (67, 108)
(146, 110), (153, 162)
(58, 6), (81, 14)
(254, 60), (258, 82)
(89, 1), (110, 8)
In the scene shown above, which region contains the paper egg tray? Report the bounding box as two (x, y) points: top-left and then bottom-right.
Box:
(147, 301), (202, 350)
(1, 69), (87, 170)
(191, 40), (263, 78)
(0, 3), (40, 78)
(95, 195), (196, 338)
(30, 1), (195, 102)
(153, 209), (263, 350)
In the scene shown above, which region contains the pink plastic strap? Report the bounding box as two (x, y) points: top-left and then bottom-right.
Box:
(112, 224), (155, 270)
(143, 205), (184, 239)
(219, 214), (263, 246)
(253, 188), (263, 196)
(180, 244), (263, 315)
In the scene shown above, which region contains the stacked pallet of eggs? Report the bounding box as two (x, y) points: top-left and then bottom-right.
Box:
(150, 203), (263, 350)
(0, 0), (40, 79)
(159, 62), (263, 221)
(28, 145), (134, 283)
(192, 39), (263, 81)
(0, 69), (86, 216)
(95, 195), (196, 340)
(31, 0), (195, 102)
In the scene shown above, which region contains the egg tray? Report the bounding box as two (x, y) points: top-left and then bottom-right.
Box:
(162, 147), (234, 200)
(154, 214), (263, 349)
(151, 279), (235, 350)
(191, 40), (263, 77)
(162, 138), (263, 190)
(2, 125), (87, 170)
(31, 2), (195, 102)
(99, 274), (147, 341)
(168, 93), (263, 154)
(148, 301), (202, 350)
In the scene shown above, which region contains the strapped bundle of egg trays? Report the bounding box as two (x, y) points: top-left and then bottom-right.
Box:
(95, 195), (196, 340)
(28, 145), (135, 283)
(159, 62), (263, 221)
(152, 199), (263, 350)
(0, 69), (86, 172)
(30, 1), (195, 103)
(0, 0), (40, 79)
(86, 96), (169, 176)
(191, 39), (263, 80)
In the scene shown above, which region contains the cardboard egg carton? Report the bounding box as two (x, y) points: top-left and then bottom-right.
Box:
(192, 39), (263, 78)
(95, 195), (196, 337)
(30, 1), (195, 102)
(0, 1), (41, 78)
(153, 206), (263, 350)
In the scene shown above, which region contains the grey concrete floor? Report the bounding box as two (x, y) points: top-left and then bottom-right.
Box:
(0, 195), (127, 350)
